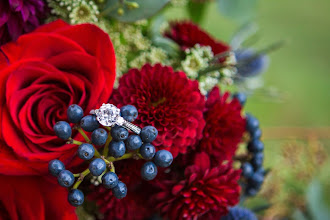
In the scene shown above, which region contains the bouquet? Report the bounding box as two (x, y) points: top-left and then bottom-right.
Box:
(0, 1), (273, 219)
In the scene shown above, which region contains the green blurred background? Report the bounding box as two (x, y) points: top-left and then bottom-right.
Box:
(166, 0), (330, 127)
(166, 1), (330, 218)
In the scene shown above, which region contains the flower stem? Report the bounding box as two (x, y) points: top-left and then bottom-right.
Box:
(73, 168), (90, 189)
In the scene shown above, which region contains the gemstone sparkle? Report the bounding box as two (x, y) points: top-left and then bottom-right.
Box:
(95, 104), (120, 126)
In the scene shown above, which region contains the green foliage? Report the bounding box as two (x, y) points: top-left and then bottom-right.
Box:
(216, 0), (258, 23)
(104, 0), (170, 22)
(151, 36), (181, 59)
(149, 16), (181, 59)
(187, 1), (208, 24)
(292, 179), (330, 220)
(305, 180), (330, 220)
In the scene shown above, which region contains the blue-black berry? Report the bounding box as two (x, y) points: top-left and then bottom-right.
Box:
(120, 105), (138, 122)
(91, 128), (108, 146)
(251, 152), (264, 169)
(245, 187), (258, 197)
(89, 158), (106, 176)
(247, 139), (264, 153)
(245, 114), (259, 133)
(241, 162), (254, 178)
(139, 143), (156, 160)
(141, 161), (158, 181)
(80, 115), (99, 132)
(57, 170), (75, 187)
(68, 189), (84, 207)
(126, 135), (143, 151)
(249, 171), (264, 188)
(112, 181), (127, 199)
(77, 143), (95, 160)
(102, 172), (119, 189)
(54, 121), (72, 140)
(250, 128), (262, 140)
(233, 92), (247, 106)
(109, 141), (126, 158)
(48, 159), (65, 177)
(221, 206), (257, 220)
(153, 150), (173, 168)
(111, 125), (129, 141)
(140, 126), (158, 143)
(67, 104), (84, 123)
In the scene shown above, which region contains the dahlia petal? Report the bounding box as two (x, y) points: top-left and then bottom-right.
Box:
(172, 184), (184, 195)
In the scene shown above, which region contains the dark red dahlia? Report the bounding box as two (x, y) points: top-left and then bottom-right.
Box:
(87, 159), (157, 219)
(165, 21), (230, 56)
(110, 64), (206, 158)
(152, 152), (241, 220)
(88, 187), (152, 220)
(0, 0), (47, 45)
(200, 87), (245, 164)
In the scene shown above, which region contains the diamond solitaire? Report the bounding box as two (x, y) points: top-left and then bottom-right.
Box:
(91, 103), (141, 134)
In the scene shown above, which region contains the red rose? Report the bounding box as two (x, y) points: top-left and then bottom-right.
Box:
(0, 20), (116, 175)
(0, 175), (77, 220)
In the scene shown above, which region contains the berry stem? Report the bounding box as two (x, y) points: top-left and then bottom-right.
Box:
(97, 171), (106, 183)
(109, 162), (115, 173)
(101, 156), (111, 164)
(73, 168), (91, 189)
(107, 152), (142, 162)
(67, 138), (83, 145)
(94, 148), (102, 158)
(77, 127), (91, 143)
(103, 129), (112, 156)
(234, 153), (250, 162)
(73, 173), (80, 178)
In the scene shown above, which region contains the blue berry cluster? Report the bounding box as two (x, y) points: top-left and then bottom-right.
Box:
(232, 93), (266, 197)
(221, 206), (257, 220)
(49, 104), (173, 207)
(241, 113), (265, 196)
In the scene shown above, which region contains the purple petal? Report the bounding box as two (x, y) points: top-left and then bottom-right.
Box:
(21, 5), (30, 22)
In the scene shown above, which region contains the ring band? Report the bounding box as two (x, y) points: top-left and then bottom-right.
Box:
(90, 103), (141, 134)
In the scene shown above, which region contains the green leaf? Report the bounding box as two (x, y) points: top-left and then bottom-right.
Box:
(292, 209), (309, 220)
(151, 36), (181, 58)
(216, 0), (258, 23)
(306, 180), (330, 220)
(104, 0), (170, 23)
(149, 15), (166, 38)
(187, 1), (208, 24)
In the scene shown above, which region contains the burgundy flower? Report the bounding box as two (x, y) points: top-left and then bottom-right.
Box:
(110, 64), (205, 158)
(87, 159), (155, 219)
(88, 160), (153, 220)
(0, 0), (47, 45)
(88, 187), (152, 220)
(152, 152), (241, 220)
(200, 87), (245, 164)
(165, 21), (230, 56)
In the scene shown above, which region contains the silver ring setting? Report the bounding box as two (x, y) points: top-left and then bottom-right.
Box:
(90, 103), (141, 134)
